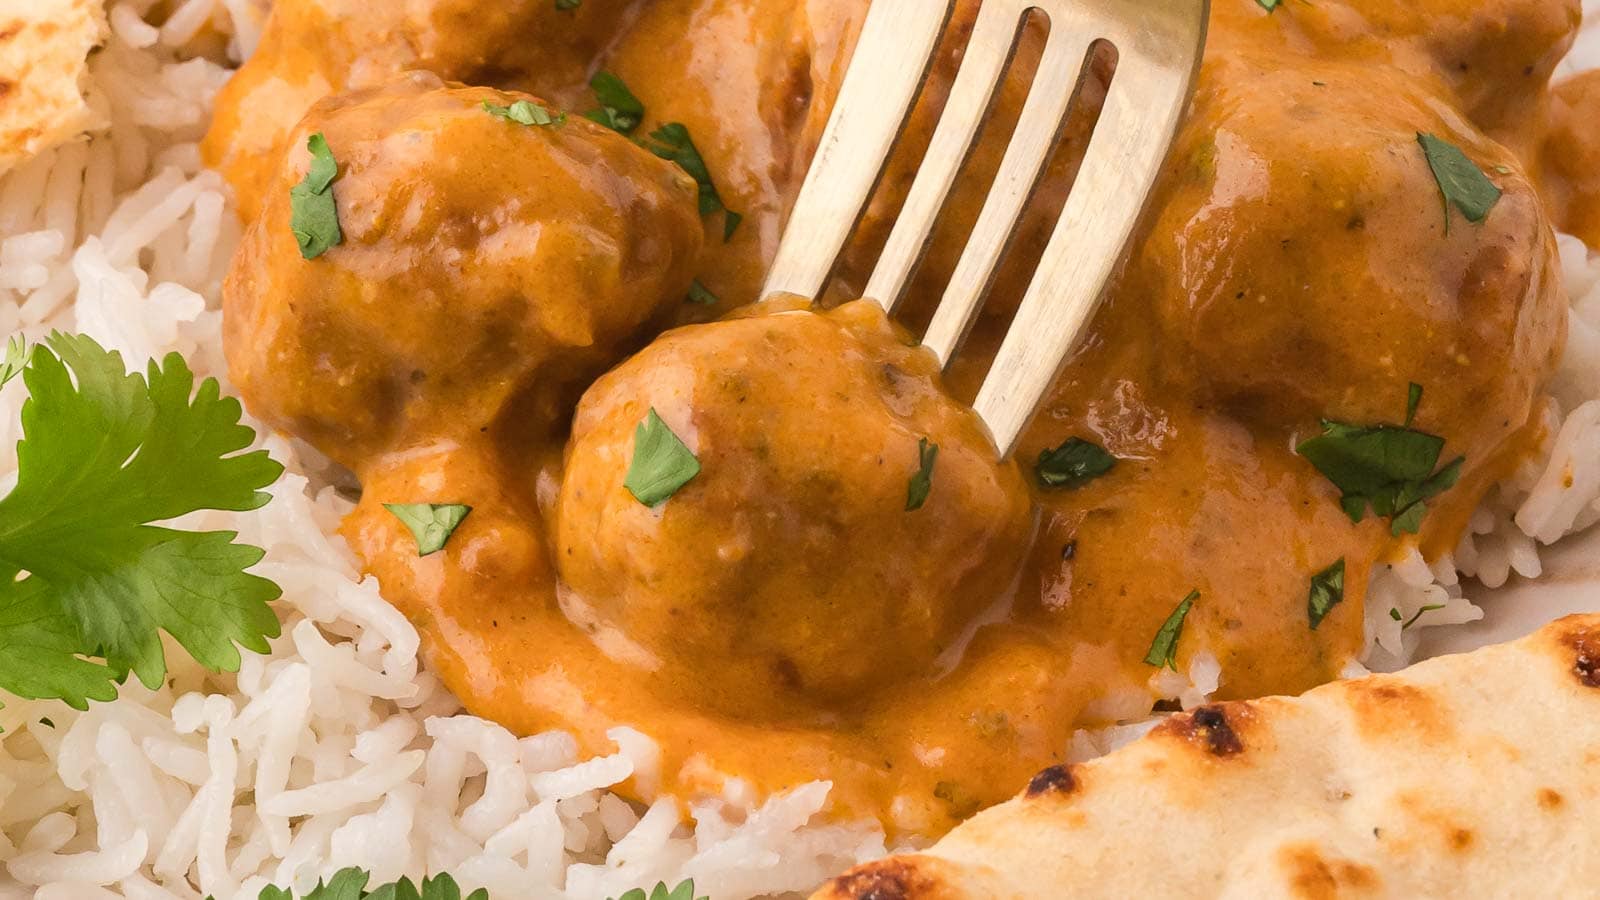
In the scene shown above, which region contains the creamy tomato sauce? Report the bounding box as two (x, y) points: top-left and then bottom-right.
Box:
(209, 0), (1600, 835)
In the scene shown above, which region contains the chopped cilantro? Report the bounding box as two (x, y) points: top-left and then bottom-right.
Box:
(905, 437), (938, 512)
(1393, 603), (1447, 630)
(0, 333), (283, 710)
(1256, 0), (1280, 9)
(482, 99), (563, 127)
(289, 133), (342, 259)
(1405, 382), (1423, 427)
(1035, 437), (1115, 489)
(686, 278), (718, 305)
(645, 123), (742, 241)
(0, 335), (30, 387)
(384, 504), (472, 557)
(624, 409), (700, 506)
(243, 868), (486, 900)
(583, 71), (644, 135)
(1307, 558), (1346, 630)
(37, 716), (53, 728)
(1417, 133), (1501, 231)
(1144, 590), (1198, 670)
(1296, 387), (1463, 537)
(612, 880), (706, 900)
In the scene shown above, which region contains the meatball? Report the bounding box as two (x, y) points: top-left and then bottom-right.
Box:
(223, 74), (703, 468)
(202, 0), (636, 218)
(555, 299), (1033, 719)
(1133, 52), (1564, 451)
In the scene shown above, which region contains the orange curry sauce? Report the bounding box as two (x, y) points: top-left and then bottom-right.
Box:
(208, 0), (1600, 835)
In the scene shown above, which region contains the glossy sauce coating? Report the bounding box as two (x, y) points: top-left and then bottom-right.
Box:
(213, 0), (1600, 835)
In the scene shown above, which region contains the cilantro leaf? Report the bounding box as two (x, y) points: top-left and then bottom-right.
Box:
(686, 278), (718, 305)
(609, 880), (706, 900)
(1296, 386), (1463, 537)
(644, 123), (742, 241)
(1417, 133), (1501, 231)
(1256, 0), (1280, 9)
(905, 437), (938, 512)
(251, 870), (485, 900)
(0, 335), (31, 387)
(583, 71), (644, 135)
(289, 133), (342, 259)
(1405, 382), (1422, 427)
(482, 99), (563, 127)
(1035, 437), (1115, 489)
(1144, 590), (1198, 670)
(0, 333), (283, 697)
(1306, 558), (1345, 630)
(625, 409), (700, 506)
(384, 504), (471, 557)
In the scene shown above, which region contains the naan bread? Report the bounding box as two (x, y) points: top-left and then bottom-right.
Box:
(815, 613), (1600, 899)
(0, 0), (105, 175)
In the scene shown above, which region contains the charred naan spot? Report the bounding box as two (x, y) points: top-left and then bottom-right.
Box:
(1538, 788), (1565, 810)
(1024, 763), (1078, 798)
(819, 857), (944, 900)
(1155, 703), (1247, 757)
(1280, 844), (1381, 899)
(1568, 625), (1600, 687)
(1342, 679), (1450, 740)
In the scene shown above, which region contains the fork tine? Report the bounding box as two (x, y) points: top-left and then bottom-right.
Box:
(973, 8), (1205, 456)
(761, 0), (954, 302)
(919, 22), (1097, 366)
(862, 0), (1031, 314)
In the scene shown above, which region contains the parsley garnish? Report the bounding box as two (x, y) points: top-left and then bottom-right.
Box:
(686, 278), (718, 305)
(905, 437), (938, 511)
(482, 99), (564, 127)
(624, 409), (700, 506)
(0, 335), (31, 387)
(612, 880), (706, 900)
(1296, 386), (1463, 537)
(1035, 437), (1115, 489)
(0, 334), (283, 710)
(288, 132), (342, 260)
(1144, 590), (1198, 670)
(583, 71), (644, 135)
(645, 123), (743, 241)
(245, 868), (486, 900)
(384, 504), (472, 557)
(1307, 558), (1346, 630)
(1417, 133), (1501, 231)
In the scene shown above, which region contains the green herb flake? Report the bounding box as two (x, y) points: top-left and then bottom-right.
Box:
(555, 0), (581, 8)
(0, 333), (284, 710)
(611, 880), (706, 900)
(1256, 0), (1280, 9)
(1296, 387), (1463, 537)
(644, 123), (743, 241)
(1405, 382), (1423, 427)
(37, 716), (53, 728)
(289, 132), (342, 260)
(1399, 603), (1447, 630)
(1035, 437), (1115, 489)
(0, 335), (31, 387)
(686, 278), (718, 305)
(625, 409), (701, 506)
(583, 71), (645, 135)
(1307, 558), (1346, 630)
(1417, 132), (1502, 230)
(482, 99), (563, 127)
(905, 437), (939, 512)
(248, 868), (487, 900)
(1144, 590), (1199, 670)
(384, 504), (471, 557)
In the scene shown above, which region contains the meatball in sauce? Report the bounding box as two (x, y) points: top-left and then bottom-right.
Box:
(214, 0), (1600, 836)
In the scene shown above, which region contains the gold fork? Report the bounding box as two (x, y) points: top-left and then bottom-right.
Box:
(762, 0), (1209, 456)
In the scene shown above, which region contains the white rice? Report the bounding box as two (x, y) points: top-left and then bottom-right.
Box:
(0, 3), (1595, 897)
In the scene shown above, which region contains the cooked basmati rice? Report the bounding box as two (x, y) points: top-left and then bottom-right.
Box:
(0, 2), (1595, 897)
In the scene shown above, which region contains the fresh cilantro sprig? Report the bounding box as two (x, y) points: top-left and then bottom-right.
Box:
(644, 123), (743, 241)
(244, 868), (485, 900)
(1296, 385), (1462, 536)
(612, 880), (706, 900)
(0, 334), (283, 710)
